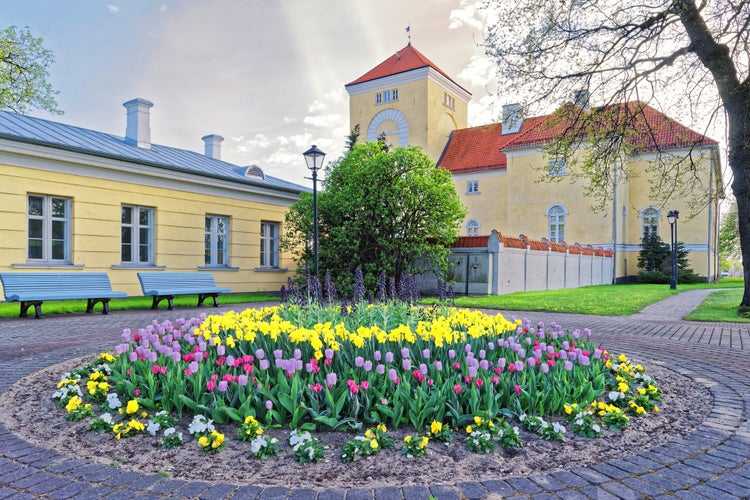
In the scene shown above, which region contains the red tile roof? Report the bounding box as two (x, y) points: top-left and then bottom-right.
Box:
(439, 101), (717, 174)
(346, 43), (468, 94)
(452, 235), (490, 248)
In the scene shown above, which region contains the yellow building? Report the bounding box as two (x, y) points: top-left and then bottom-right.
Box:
(347, 45), (722, 282)
(0, 98), (306, 296)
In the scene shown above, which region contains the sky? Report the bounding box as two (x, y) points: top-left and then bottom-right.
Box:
(4, 0), (504, 186)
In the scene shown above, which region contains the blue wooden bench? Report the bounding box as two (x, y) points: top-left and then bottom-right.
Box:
(137, 272), (230, 310)
(0, 272), (127, 319)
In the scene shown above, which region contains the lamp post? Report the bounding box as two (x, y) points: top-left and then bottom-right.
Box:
(667, 210), (679, 289)
(303, 145), (326, 279)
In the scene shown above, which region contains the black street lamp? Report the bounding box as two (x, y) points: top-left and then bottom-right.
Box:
(667, 210), (679, 289)
(303, 145), (326, 279)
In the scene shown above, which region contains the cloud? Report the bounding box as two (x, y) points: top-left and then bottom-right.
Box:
(307, 88), (348, 113)
(448, 1), (485, 30)
(303, 113), (345, 129)
(468, 94), (502, 127)
(107, 4), (120, 14)
(458, 54), (495, 87)
(160, 4), (167, 13)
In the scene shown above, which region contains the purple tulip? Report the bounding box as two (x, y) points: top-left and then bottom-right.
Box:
(448, 350), (456, 359)
(355, 356), (364, 367)
(562, 341), (570, 350)
(479, 360), (489, 371)
(265, 400), (273, 410)
(238, 375), (248, 386)
(273, 349), (283, 359)
(514, 360), (524, 372)
(218, 381), (228, 392)
(198, 342), (206, 352)
(584, 328), (592, 337)
(468, 366), (477, 378)
(326, 373), (337, 386)
(518, 348), (526, 358)
(128, 352), (137, 362)
(572, 329), (581, 338)
(364, 360), (373, 372)
(255, 349), (265, 360)
(527, 357), (536, 368)
(593, 348), (602, 359)
(188, 361), (199, 374)
(422, 349), (431, 359)
(325, 348), (334, 360)
(401, 347), (410, 358)
(498, 358), (506, 369)
(479, 350), (486, 359)
(419, 363), (428, 375)
(121, 329), (131, 342)
(217, 345), (226, 356)
(194, 351), (204, 362)
(293, 349), (302, 359)
(540, 363), (549, 374)
(434, 360), (443, 371)
(487, 342), (495, 351)
(464, 343), (472, 353)
(402, 359), (412, 371)
(376, 364), (385, 375)
(578, 355), (590, 366)
(172, 352), (181, 363)
(564, 360), (573, 371)
(374, 351), (382, 361)
(559, 350), (568, 360)
(388, 368), (398, 381)
(259, 359), (270, 371)
(385, 352), (394, 363)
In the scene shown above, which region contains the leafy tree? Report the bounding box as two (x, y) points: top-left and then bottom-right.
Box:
(482, 0), (750, 306)
(719, 200), (741, 268)
(282, 142), (466, 294)
(345, 124), (360, 151)
(0, 25), (60, 114)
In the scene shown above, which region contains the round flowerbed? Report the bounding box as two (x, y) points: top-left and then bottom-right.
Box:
(52, 301), (663, 466)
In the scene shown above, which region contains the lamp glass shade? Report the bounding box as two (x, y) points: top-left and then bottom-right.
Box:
(303, 145), (326, 171)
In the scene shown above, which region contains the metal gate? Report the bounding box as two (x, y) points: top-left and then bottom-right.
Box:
(449, 252), (489, 295)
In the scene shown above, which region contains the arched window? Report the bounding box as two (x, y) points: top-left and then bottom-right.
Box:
(640, 207), (659, 237)
(466, 219), (480, 236)
(546, 204), (567, 243)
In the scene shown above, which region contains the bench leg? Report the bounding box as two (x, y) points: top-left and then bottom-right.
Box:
(87, 298), (111, 315)
(20, 301), (43, 319)
(151, 296), (174, 310)
(197, 293), (219, 307)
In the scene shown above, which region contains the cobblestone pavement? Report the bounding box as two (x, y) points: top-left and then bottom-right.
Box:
(1, 290), (749, 499)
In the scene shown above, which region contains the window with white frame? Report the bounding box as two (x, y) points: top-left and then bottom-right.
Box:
(392, 89), (398, 101)
(549, 157), (567, 176)
(547, 204), (567, 243)
(205, 215), (229, 266)
(376, 92), (382, 104)
(443, 92), (455, 109)
(121, 205), (154, 264)
(260, 221), (279, 268)
(467, 180), (479, 194)
(27, 194), (71, 262)
(467, 219), (480, 236)
(641, 207), (659, 237)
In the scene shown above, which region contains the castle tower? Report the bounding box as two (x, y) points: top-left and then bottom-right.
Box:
(345, 43), (471, 162)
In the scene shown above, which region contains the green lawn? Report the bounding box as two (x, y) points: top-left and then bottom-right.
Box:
(686, 289), (750, 322)
(427, 280), (746, 318)
(0, 292), (279, 319)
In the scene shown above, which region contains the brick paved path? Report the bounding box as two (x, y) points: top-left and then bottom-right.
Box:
(1, 291), (749, 499)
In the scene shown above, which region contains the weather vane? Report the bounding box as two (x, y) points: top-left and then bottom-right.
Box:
(405, 24), (411, 43)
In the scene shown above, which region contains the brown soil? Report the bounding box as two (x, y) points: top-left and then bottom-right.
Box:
(0, 356), (710, 490)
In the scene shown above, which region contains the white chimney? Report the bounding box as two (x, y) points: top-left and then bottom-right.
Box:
(123, 98), (154, 149)
(502, 103), (523, 135)
(202, 134), (224, 160)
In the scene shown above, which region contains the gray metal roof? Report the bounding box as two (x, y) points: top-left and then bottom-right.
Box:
(0, 110), (309, 194)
